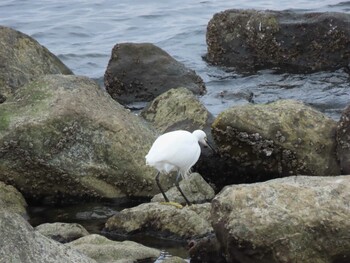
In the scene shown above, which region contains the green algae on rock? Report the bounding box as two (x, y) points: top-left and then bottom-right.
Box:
(0, 74), (158, 202)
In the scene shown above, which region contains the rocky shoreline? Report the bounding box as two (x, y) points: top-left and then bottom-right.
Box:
(1, 8), (350, 263)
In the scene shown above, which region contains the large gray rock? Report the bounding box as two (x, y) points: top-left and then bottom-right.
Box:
(0, 74), (157, 202)
(0, 181), (27, 216)
(151, 173), (215, 205)
(105, 202), (213, 240)
(35, 222), (89, 243)
(336, 105), (350, 174)
(206, 10), (350, 73)
(68, 234), (160, 263)
(211, 175), (350, 263)
(0, 26), (72, 103)
(0, 210), (96, 263)
(104, 43), (206, 105)
(212, 100), (340, 181)
(141, 87), (213, 133)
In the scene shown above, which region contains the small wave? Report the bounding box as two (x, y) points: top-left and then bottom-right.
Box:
(59, 53), (108, 59)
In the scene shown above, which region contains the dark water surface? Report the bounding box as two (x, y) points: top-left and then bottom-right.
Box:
(1, 0), (350, 261)
(28, 201), (189, 260)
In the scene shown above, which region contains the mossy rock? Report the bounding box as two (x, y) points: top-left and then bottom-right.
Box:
(0, 26), (72, 103)
(105, 202), (213, 240)
(141, 87), (213, 133)
(0, 182), (27, 216)
(0, 74), (157, 202)
(212, 100), (340, 178)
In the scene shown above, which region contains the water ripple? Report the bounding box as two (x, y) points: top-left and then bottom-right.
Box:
(0, 0), (349, 119)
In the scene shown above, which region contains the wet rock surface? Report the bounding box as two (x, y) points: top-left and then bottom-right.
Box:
(0, 26), (72, 103)
(0, 74), (157, 202)
(68, 234), (160, 263)
(104, 42), (206, 106)
(188, 233), (226, 263)
(206, 10), (350, 73)
(211, 175), (350, 263)
(141, 87), (213, 133)
(151, 173), (215, 205)
(212, 99), (340, 181)
(105, 202), (213, 240)
(336, 105), (350, 174)
(35, 222), (89, 243)
(0, 210), (96, 263)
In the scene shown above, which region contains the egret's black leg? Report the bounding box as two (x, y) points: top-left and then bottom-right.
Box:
(155, 172), (169, 202)
(175, 172), (191, 206)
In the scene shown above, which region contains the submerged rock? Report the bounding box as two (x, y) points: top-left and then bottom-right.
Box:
(211, 175), (350, 263)
(35, 222), (89, 243)
(68, 234), (160, 263)
(0, 182), (27, 216)
(0, 74), (157, 202)
(336, 105), (350, 174)
(0, 210), (96, 263)
(104, 43), (206, 105)
(151, 173), (215, 205)
(141, 87), (213, 133)
(0, 26), (72, 103)
(206, 10), (350, 73)
(212, 100), (340, 181)
(105, 202), (213, 240)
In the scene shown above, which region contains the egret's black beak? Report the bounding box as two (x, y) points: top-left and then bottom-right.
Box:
(205, 138), (216, 154)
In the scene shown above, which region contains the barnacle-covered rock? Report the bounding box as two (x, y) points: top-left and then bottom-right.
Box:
(212, 100), (340, 179)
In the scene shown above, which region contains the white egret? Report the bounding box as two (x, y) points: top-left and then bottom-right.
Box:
(145, 129), (214, 206)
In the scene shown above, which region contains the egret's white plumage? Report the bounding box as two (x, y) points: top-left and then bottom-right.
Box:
(146, 129), (211, 206)
(146, 130), (209, 179)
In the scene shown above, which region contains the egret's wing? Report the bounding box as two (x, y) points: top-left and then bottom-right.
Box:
(146, 131), (187, 163)
(146, 131), (200, 175)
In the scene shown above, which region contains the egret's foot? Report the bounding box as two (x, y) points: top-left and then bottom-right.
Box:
(159, 201), (183, 209)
